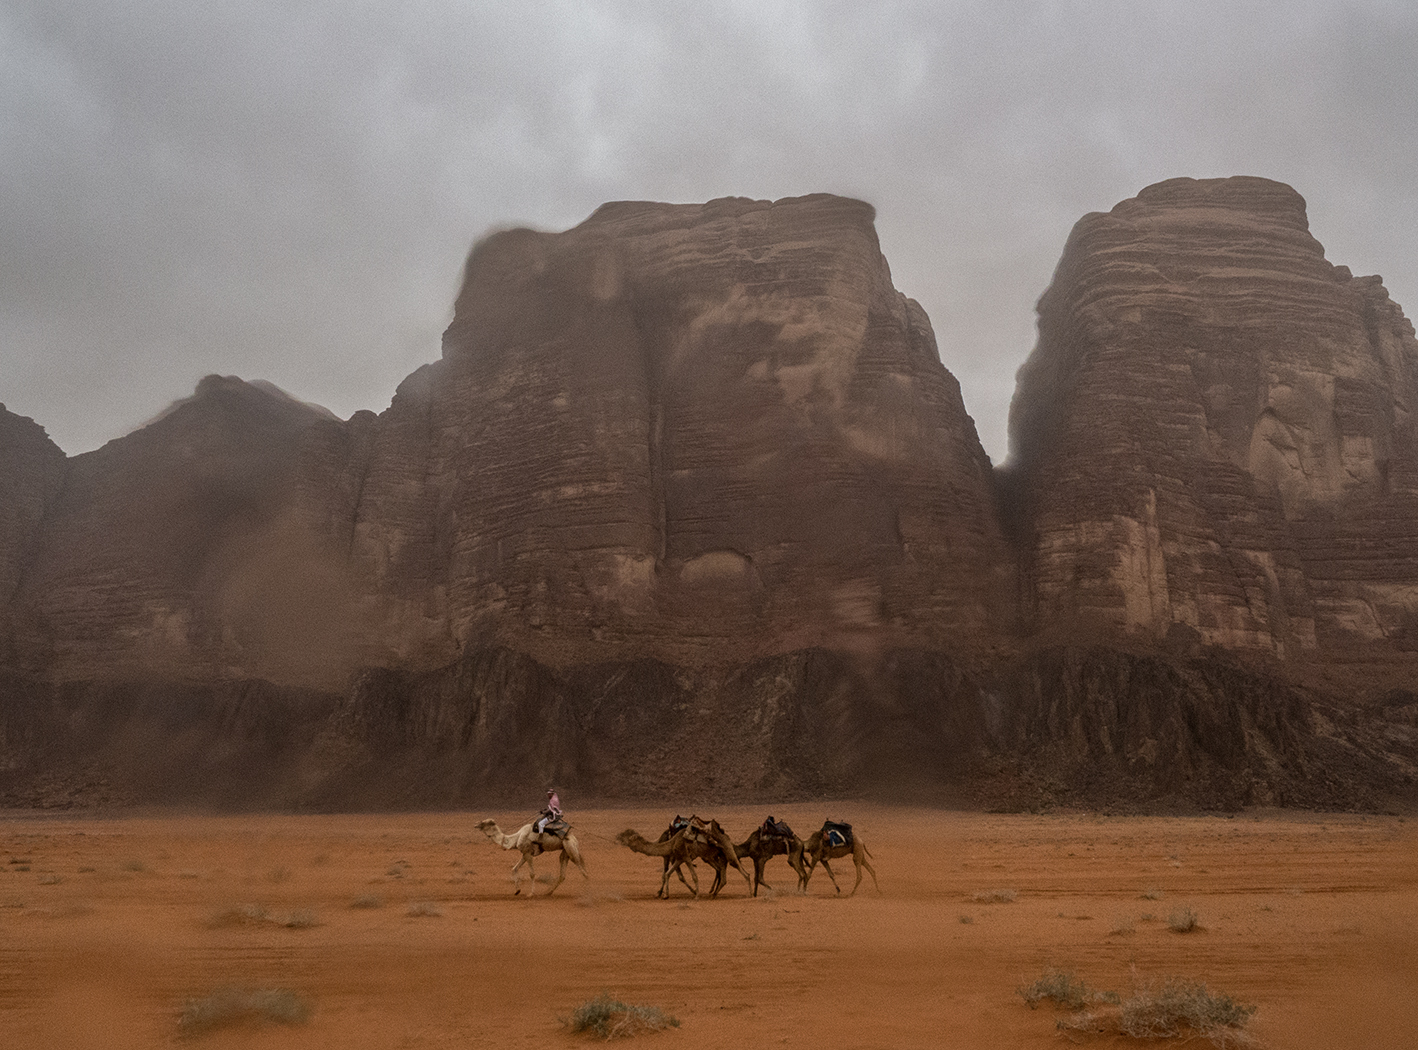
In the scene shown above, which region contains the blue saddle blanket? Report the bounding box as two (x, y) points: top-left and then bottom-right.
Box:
(822, 820), (853, 848)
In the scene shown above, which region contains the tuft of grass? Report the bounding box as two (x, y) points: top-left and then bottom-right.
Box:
(1168, 906), (1201, 933)
(1110, 915), (1136, 936)
(1141, 886), (1164, 900)
(177, 986), (310, 1036)
(565, 993), (680, 1039)
(971, 888), (1018, 903)
(282, 909), (319, 929)
(1019, 968), (1090, 1010)
(406, 900), (442, 918)
(1120, 978), (1256, 1040)
(120, 859), (147, 873)
(958, 914), (974, 924)
(349, 893), (384, 909)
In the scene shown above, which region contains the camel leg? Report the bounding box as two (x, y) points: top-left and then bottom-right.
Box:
(511, 851), (533, 895)
(545, 851), (569, 897)
(819, 856), (843, 895)
(789, 848), (808, 894)
(565, 840), (590, 880)
(752, 857), (767, 897)
(854, 844), (879, 894)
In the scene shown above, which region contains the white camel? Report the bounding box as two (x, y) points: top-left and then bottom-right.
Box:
(476, 818), (589, 896)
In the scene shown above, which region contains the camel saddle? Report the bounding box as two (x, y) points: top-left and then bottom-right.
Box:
(761, 816), (795, 840)
(822, 820), (853, 848)
(538, 817), (569, 837)
(670, 815), (709, 842)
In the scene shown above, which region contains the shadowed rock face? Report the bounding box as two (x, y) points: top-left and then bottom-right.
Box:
(0, 406), (67, 665)
(1009, 176), (1418, 657)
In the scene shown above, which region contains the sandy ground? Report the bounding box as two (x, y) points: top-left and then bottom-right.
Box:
(0, 804), (1415, 1049)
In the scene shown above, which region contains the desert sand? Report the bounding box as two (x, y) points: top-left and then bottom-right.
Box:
(1, 805), (1414, 1048)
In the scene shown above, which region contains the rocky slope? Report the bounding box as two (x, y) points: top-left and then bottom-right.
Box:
(1, 183), (1415, 811)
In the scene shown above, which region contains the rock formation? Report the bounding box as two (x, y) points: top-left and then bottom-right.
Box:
(345, 194), (1010, 669)
(1, 183), (1415, 811)
(1008, 176), (1418, 660)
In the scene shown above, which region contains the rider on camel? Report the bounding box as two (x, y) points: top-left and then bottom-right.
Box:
(534, 789), (562, 834)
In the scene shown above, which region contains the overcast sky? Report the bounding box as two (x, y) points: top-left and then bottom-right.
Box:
(3, 1), (1415, 464)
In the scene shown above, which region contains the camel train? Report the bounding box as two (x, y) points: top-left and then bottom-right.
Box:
(478, 810), (877, 899)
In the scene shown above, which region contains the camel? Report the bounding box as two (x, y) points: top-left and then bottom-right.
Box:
(619, 817), (750, 899)
(800, 825), (879, 896)
(476, 818), (588, 896)
(733, 825), (808, 897)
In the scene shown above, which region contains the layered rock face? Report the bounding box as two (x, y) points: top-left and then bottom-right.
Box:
(348, 194), (1009, 667)
(1009, 176), (1418, 658)
(2, 184), (1416, 811)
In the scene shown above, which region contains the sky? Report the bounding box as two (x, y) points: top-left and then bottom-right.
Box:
(2, 1), (1415, 465)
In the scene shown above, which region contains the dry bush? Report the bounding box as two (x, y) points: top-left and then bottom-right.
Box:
(1168, 906), (1201, 933)
(177, 986), (310, 1036)
(1109, 915), (1136, 936)
(971, 888), (1018, 903)
(1120, 979), (1256, 1041)
(406, 900), (442, 917)
(565, 992), (680, 1039)
(1140, 886), (1164, 900)
(1022, 968), (1255, 1047)
(1019, 968), (1091, 1010)
(349, 893), (383, 909)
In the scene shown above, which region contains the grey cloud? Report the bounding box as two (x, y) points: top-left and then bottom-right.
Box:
(2, 0), (1415, 464)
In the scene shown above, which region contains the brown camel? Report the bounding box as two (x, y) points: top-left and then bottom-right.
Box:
(734, 825), (808, 897)
(800, 825), (879, 896)
(476, 818), (588, 896)
(617, 826), (702, 898)
(619, 818), (750, 899)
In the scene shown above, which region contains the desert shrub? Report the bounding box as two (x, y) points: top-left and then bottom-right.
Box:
(1168, 906), (1200, 933)
(177, 986), (310, 1036)
(349, 894), (383, 909)
(959, 914), (974, 924)
(282, 909), (319, 928)
(1120, 979), (1255, 1039)
(1110, 915), (1135, 936)
(206, 904), (270, 928)
(566, 993), (679, 1039)
(971, 888), (1018, 903)
(406, 900), (442, 917)
(1140, 886), (1164, 900)
(1019, 968), (1089, 1010)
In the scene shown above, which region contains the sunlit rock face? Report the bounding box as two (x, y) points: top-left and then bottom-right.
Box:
(1009, 176), (1418, 655)
(351, 193), (1011, 667)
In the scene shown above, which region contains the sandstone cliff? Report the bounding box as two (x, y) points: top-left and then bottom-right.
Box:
(1, 185), (1415, 812)
(347, 194), (1010, 668)
(1008, 176), (1418, 661)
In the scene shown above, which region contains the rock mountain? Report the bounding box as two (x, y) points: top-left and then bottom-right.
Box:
(2, 179), (1415, 810)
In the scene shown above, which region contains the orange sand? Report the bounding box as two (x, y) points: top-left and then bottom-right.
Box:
(1, 805), (1415, 1048)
